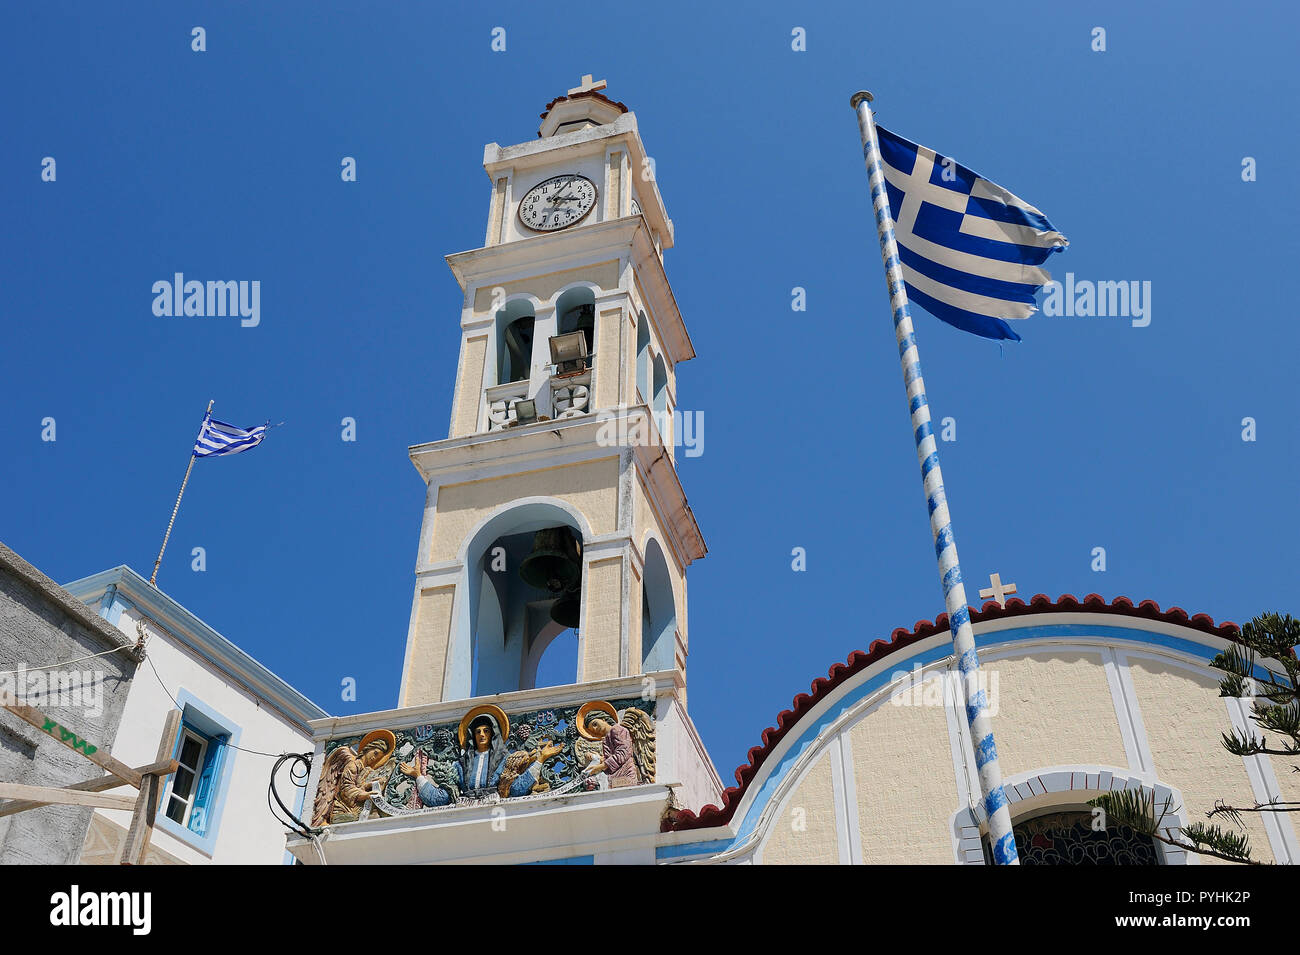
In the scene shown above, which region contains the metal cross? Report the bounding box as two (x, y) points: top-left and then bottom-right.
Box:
(568, 74), (607, 95)
(979, 572), (1018, 608)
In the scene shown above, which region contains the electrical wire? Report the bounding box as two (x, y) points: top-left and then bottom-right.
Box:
(0, 642), (138, 675)
(136, 624), (296, 759)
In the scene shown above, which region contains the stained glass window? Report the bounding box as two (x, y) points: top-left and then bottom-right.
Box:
(982, 810), (1160, 865)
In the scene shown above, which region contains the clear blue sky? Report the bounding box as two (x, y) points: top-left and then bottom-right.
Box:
(3, 2), (1296, 785)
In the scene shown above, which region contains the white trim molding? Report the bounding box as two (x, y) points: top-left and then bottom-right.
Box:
(950, 765), (1191, 866)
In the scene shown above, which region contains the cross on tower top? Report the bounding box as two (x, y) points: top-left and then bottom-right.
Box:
(978, 572), (1018, 608)
(568, 74), (607, 96)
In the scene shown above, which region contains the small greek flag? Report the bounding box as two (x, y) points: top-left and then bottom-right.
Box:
(192, 413), (267, 458)
(877, 125), (1068, 341)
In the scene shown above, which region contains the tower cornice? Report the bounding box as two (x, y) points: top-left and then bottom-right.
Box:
(445, 216), (695, 364)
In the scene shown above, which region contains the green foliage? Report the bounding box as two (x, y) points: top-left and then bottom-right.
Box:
(1180, 822), (1252, 863)
(1086, 613), (1297, 865)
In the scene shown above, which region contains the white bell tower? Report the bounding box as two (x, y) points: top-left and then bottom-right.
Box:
(398, 76), (706, 710)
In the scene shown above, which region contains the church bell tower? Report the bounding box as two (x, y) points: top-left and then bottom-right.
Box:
(398, 75), (707, 710)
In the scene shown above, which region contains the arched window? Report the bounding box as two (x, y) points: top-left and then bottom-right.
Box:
(636, 312), (651, 403)
(641, 538), (677, 673)
(495, 300), (536, 384)
(555, 286), (596, 356)
(981, 808), (1161, 865)
(651, 354), (670, 443)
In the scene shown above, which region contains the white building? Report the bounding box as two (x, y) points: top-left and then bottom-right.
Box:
(65, 566), (326, 865)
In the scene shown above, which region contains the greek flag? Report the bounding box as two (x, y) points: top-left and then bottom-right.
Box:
(192, 413), (267, 458)
(877, 125), (1068, 341)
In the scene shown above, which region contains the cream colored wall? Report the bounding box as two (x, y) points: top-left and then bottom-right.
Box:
(449, 335), (488, 438)
(1127, 658), (1276, 863)
(581, 556), (624, 682)
(470, 261), (621, 316)
(401, 585), (456, 707)
(627, 563), (643, 672)
(595, 304), (622, 410)
(485, 177), (507, 247)
(428, 458), (619, 563)
(852, 687), (959, 864)
(760, 751), (839, 864)
(989, 651), (1128, 776)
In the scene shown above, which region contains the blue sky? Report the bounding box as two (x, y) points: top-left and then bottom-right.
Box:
(3, 2), (1297, 786)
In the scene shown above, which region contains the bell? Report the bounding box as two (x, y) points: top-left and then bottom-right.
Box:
(519, 526), (581, 593)
(550, 585), (582, 629)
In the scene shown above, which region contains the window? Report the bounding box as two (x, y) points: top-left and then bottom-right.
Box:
(163, 723), (227, 836)
(164, 729), (208, 827)
(982, 809), (1160, 865)
(156, 691), (240, 853)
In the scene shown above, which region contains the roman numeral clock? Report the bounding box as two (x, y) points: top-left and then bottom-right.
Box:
(518, 174), (598, 232)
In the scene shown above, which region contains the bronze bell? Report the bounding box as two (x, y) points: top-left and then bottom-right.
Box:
(518, 526), (581, 593)
(550, 584), (582, 629)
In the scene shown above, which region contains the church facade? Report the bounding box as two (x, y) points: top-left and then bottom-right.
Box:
(287, 80), (1296, 866)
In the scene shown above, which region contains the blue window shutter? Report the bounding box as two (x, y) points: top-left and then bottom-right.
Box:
(189, 734), (227, 835)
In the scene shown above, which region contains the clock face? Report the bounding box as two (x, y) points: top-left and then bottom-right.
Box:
(518, 174), (598, 232)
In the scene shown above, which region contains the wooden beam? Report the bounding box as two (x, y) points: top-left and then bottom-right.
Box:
(121, 709), (181, 865)
(0, 695), (142, 788)
(0, 782), (137, 812)
(0, 760), (177, 820)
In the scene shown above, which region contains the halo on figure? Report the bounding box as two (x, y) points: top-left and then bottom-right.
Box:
(357, 729), (397, 768)
(458, 704), (509, 748)
(576, 700), (619, 740)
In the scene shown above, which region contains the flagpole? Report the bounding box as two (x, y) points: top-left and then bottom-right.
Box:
(149, 399), (212, 587)
(851, 91), (1019, 865)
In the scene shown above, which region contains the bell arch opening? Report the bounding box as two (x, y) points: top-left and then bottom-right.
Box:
(555, 286), (596, 355)
(636, 311), (651, 402)
(641, 538), (677, 673)
(457, 501), (587, 699)
(495, 299), (536, 384)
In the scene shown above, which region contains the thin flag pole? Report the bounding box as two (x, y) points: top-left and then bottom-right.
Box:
(150, 399), (213, 587)
(851, 91), (1018, 865)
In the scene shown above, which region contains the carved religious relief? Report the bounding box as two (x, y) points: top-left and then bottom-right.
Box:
(311, 729), (397, 827)
(310, 699), (656, 825)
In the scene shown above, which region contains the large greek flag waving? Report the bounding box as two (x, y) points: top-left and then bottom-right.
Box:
(876, 125), (1068, 341)
(192, 413), (267, 458)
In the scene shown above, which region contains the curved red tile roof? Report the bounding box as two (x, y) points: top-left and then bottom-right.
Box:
(539, 89), (629, 120)
(664, 593), (1241, 833)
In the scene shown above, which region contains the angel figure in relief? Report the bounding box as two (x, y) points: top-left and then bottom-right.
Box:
(311, 729), (397, 827)
(574, 701), (656, 790)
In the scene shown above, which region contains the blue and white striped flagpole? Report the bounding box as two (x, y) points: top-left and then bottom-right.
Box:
(852, 91), (1019, 865)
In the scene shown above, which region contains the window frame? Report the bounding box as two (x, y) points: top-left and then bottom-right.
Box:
(163, 727), (210, 828)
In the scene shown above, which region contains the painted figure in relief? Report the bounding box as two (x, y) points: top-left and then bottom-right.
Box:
(574, 701), (656, 789)
(311, 729), (397, 826)
(399, 704), (563, 806)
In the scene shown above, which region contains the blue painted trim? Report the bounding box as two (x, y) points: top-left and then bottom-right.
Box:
(659, 622), (1233, 861)
(155, 688), (243, 856)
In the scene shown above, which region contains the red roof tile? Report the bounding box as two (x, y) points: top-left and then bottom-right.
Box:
(539, 89), (629, 120)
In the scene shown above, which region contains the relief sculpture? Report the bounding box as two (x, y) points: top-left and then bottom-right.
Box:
(311, 698), (655, 826)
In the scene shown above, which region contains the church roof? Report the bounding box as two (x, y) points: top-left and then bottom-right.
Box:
(664, 593), (1242, 833)
(539, 88), (629, 120)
